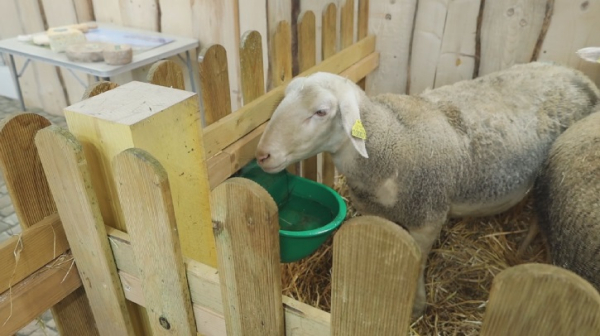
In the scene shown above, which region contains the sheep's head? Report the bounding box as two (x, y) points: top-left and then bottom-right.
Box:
(255, 72), (368, 174)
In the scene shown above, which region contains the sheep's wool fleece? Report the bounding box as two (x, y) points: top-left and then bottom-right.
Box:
(534, 110), (600, 290)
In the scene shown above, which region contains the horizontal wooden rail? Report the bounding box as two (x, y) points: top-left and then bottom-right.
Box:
(202, 35), (377, 158)
(0, 214), (68, 294)
(0, 254), (82, 335)
(206, 51), (380, 189)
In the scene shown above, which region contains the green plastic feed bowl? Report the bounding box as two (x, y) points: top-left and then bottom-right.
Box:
(239, 161), (347, 263)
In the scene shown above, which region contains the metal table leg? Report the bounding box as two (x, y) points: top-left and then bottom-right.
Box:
(185, 50), (197, 93)
(7, 55), (25, 111)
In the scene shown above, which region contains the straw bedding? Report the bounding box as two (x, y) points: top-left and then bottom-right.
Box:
(281, 175), (549, 336)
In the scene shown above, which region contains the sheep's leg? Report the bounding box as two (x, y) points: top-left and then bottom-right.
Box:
(408, 220), (444, 319)
(517, 219), (540, 258)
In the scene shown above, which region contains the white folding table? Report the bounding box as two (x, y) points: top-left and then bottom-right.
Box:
(0, 23), (199, 111)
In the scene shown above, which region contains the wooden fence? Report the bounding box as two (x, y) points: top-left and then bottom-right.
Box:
(1, 2), (600, 336)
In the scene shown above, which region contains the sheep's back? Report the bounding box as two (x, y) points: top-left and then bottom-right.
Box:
(534, 111), (600, 291)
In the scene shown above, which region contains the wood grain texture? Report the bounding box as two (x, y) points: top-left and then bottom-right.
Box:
(0, 112), (98, 335)
(537, 0), (600, 86)
(297, 10), (319, 181)
(0, 214), (67, 294)
(267, 0), (292, 91)
(73, 0), (95, 22)
(107, 227), (333, 335)
(65, 81), (217, 267)
(331, 216), (421, 335)
(36, 125), (136, 336)
(239, 0), (269, 91)
(192, 0), (242, 110)
(211, 178), (284, 335)
(366, 0), (417, 95)
(82, 81), (119, 99)
(202, 34), (376, 158)
(434, 0), (481, 89)
(147, 60), (186, 90)
(321, 2), (337, 187)
(240, 30), (266, 105)
(0, 254), (83, 335)
(0, 113), (56, 227)
(113, 148), (196, 335)
(478, 0), (548, 76)
(119, 0), (159, 31)
(356, 0), (369, 89)
(340, 0), (355, 49)
(480, 263), (600, 336)
(270, 21), (294, 89)
(199, 44), (233, 126)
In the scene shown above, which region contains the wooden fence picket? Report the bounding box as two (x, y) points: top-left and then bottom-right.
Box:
(331, 216), (421, 335)
(211, 178), (284, 335)
(199, 44), (233, 126)
(480, 263), (600, 336)
(147, 59), (186, 90)
(297, 10), (319, 181)
(341, 0), (355, 49)
(0, 114), (98, 335)
(356, 0), (369, 90)
(321, 3), (338, 187)
(36, 125), (136, 336)
(240, 30), (267, 104)
(113, 148), (197, 335)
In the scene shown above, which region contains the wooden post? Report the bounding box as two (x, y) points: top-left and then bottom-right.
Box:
(199, 44), (233, 126)
(321, 3), (337, 187)
(480, 263), (600, 335)
(240, 30), (266, 105)
(297, 10), (318, 181)
(331, 216), (421, 335)
(36, 125), (137, 336)
(0, 113), (99, 335)
(211, 178), (284, 335)
(63, 81), (217, 267)
(113, 148), (197, 335)
(147, 60), (186, 90)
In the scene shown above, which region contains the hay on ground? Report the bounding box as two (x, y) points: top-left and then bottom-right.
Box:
(281, 175), (549, 336)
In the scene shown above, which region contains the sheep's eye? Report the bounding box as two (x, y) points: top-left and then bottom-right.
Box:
(315, 109), (327, 117)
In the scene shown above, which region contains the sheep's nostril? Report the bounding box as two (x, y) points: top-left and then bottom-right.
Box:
(257, 152), (271, 164)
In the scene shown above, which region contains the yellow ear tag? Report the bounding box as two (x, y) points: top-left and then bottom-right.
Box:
(351, 120), (367, 140)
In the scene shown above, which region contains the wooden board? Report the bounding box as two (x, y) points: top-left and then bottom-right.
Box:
(0, 255), (83, 336)
(480, 263), (600, 335)
(64, 81), (217, 267)
(267, 0), (292, 91)
(356, 0), (369, 89)
(238, 0), (269, 89)
(202, 35), (376, 158)
(199, 44), (233, 126)
(366, 0), (417, 95)
(331, 216), (421, 335)
(340, 0), (355, 49)
(113, 148), (196, 335)
(321, 2), (337, 187)
(537, 0), (600, 86)
(0, 112), (98, 335)
(36, 125), (137, 336)
(205, 51), (379, 189)
(239, 31), (266, 105)
(434, 0), (481, 89)
(0, 113), (56, 226)
(147, 60), (186, 90)
(211, 178), (284, 335)
(270, 21), (294, 89)
(478, 0), (548, 76)
(119, 0), (159, 31)
(0, 214), (68, 294)
(192, 0), (242, 111)
(297, 10), (318, 181)
(82, 81), (119, 99)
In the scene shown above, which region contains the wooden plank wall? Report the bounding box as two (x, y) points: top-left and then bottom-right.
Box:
(366, 0), (600, 96)
(3, 0), (600, 116)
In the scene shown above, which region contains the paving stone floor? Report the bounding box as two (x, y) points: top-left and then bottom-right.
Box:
(0, 95), (66, 335)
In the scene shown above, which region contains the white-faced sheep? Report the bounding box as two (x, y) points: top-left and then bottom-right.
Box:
(533, 109), (600, 291)
(255, 61), (600, 318)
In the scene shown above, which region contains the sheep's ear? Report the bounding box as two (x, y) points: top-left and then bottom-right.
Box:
(339, 90), (369, 158)
(285, 76), (306, 95)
